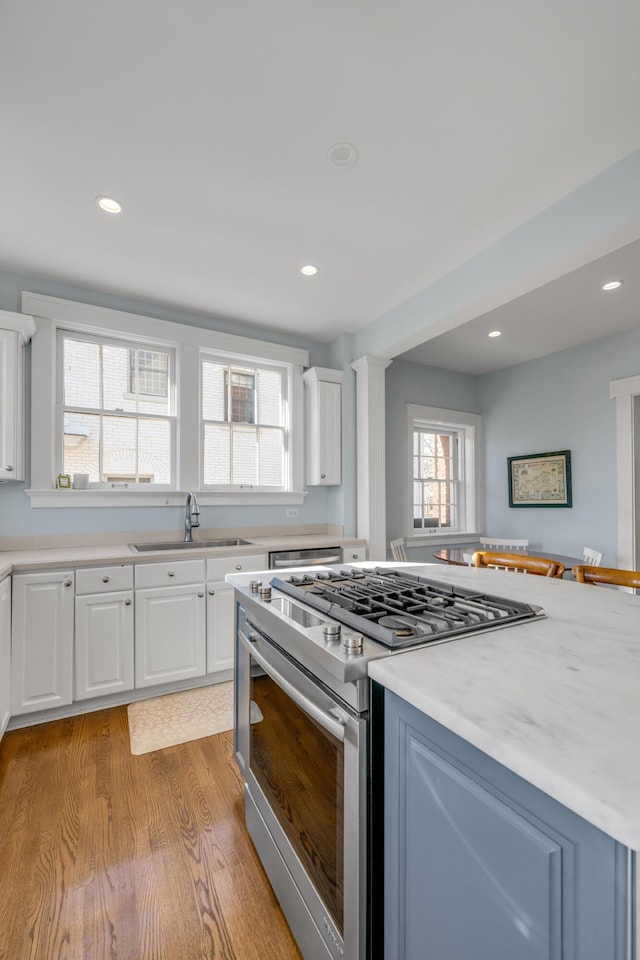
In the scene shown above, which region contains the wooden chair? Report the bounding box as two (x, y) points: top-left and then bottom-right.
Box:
(480, 537), (529, 552)
(472, 551), (565, 578)
(572, 565), (640, 588)
(390, 538), (408, 562)
(582, 547), (603, 566)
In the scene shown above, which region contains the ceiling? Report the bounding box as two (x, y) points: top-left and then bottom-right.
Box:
(398, 238), (640, 374)
(1, 1), (639, 346)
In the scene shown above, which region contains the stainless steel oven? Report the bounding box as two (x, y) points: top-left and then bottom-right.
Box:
(235, 600), (368, 960)
(233, 566), (545, 960)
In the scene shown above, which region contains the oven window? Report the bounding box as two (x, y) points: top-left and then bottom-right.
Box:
(249, 670), (344, 933)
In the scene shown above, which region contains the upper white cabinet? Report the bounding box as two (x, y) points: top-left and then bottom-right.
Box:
(0, 311), (36, 482)
(303, 366), (343, 485)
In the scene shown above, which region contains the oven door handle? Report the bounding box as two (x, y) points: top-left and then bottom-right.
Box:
(240, 631), (347, 741)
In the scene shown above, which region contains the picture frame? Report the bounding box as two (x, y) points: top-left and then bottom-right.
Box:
(56, 473), (72, 489)
(507, 450), (572, 508)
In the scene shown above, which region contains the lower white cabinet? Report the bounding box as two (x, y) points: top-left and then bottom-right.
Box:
(206, 554), (267, 673)
(344, 545), (368, 563)
(75, 591), (134, 700)
(0, 577), (11, 737)
(11, 570), (74, 715)
(135, 583), (206, 688)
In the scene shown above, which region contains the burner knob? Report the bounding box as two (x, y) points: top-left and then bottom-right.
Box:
(344, 632), (364, 654)
(249, 580), (262, 594)
(259, 587), (272, 602)
(322, 623), (341, 642)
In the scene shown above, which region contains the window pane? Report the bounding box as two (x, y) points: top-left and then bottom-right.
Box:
(257, 369), (283, 426)
(64, 339), (100, 408)
(202, 362), (226, 421)
(229, 370), (255, 423)
(134, 350), (168, 397)
(63, 413), (100, 480)
(103, 344), (137, 413)
(203, 424), (231, 484)
(138, 418), (171, 483)
(258, 428), (284, 486)
(232, 425), (258, 485)
(102, 416), (137, 481)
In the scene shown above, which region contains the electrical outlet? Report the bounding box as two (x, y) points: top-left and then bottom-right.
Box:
(286, 508), (299, 519)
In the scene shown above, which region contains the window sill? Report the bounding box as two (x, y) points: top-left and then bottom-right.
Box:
(25, 489), (306, 508)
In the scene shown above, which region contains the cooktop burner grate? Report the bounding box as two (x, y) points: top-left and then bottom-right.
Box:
(270, 567), (544, 648)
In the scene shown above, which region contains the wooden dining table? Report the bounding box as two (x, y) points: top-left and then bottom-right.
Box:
(432, 545), (584, 577)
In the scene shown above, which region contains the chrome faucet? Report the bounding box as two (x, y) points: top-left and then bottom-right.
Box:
(184, 491), (200, 542)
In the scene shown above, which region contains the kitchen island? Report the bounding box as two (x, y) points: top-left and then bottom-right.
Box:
(367, 562), (640, 960)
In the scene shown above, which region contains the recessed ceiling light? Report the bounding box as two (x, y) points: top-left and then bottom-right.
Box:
(602, 280), (622, 290)
(327, 142), (359, 168)
(96, 196), (123, 214)
(488, 330), (502, 338)
(300, 265), (318, 276)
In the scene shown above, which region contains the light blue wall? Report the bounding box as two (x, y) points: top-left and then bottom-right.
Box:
(385, 359), (480, 560)
(0, 269), (334, 538)
(480, 326), (640, 565)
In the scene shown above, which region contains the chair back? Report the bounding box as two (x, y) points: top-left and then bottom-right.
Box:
(472, 551), (565, 578)
(582, 547), (603, 566)
(480, 537), (529, 552)
(572, 565), (640, 588)
(390, 538), (408, 562)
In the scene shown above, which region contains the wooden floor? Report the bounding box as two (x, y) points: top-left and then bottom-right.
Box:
(0, 707), (303, 960)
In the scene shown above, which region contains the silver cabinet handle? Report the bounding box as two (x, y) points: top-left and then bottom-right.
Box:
(197, 592), (204, 598)
(168, 570), (175, 577)
(5, 465), (14, 471)
(235, 564), (242, 570)
(64, 580), (72, 587)
(124, 599), (132, 606)
(320, 473), (326, 479)
(102, 576), (110, 583)
(208, 589), (215, 595)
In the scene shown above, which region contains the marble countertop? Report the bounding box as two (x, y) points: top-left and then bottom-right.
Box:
(0, 531), (366, 581)
(367, 562), (640, 850)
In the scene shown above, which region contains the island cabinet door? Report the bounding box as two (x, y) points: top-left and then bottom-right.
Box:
(383, 689), (630, 960)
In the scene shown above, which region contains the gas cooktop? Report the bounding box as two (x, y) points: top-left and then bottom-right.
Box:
(271, 567), (545, 648)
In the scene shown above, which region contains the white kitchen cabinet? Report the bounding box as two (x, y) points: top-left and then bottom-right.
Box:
(206, 553), (267, 673)
(75, 590), (134, 701)
(303, 366), (343, 485)
(11, 570), (74, 715)
(0, 312), (36, 482)
(135, 581), (206, 688)
(343, 545), (368, 563)
(0, 576), (11, 737)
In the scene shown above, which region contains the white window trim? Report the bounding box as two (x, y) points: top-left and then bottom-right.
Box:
(23, 292), (308, 507)
(405, 403), (483, 542)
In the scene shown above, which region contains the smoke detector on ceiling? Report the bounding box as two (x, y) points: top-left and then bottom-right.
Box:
(327, 142), (359, 168)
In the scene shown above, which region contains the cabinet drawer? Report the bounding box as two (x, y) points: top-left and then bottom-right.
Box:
(344, 545), (367, 563)
(206, 553), (267, 582)
(75, 564), (134, 595)
(135, 559), (206, 589)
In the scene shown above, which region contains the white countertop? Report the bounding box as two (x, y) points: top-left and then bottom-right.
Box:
(367, 562), (640, 850)
(0, 532), (365, 581)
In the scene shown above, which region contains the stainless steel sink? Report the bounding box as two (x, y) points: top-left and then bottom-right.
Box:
(130, 538), (255, 552)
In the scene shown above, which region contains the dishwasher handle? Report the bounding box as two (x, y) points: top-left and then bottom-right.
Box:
(270, 553), (343, 568)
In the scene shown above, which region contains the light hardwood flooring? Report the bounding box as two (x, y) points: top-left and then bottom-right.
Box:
(0, 707), (303, 960)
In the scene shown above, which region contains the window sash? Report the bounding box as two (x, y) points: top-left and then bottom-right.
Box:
(412, 427), (459, 531)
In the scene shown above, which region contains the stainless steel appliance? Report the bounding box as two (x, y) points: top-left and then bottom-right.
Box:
(234, 567), (544, 960)
(268, 546), (344, 569)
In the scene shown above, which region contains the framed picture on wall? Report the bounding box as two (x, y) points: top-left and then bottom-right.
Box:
(508, 450), (572, 508)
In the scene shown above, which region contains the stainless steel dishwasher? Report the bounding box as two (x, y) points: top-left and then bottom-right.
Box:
(268, 546), (343, 569)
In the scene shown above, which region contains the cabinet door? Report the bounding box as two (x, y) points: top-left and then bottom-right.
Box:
(75, 592), (134, 700)
(135, 584), (206, 688)
(0, 577), (11, 736)
(383, 690), (629, 960)
(11, 571), (74, 714)
(0, 330), (20, 481)
(304, 368), (342, 485)
(206, 580), (234, 673)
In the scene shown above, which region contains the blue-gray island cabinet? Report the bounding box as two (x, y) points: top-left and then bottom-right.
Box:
(382, 687), (631, 960)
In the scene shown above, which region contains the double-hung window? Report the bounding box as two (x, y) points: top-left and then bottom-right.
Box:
(407, 404), (481, 538)
(201, 354), (288, 489)
(59, 331), (175, 487)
